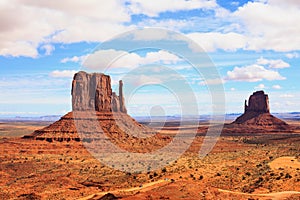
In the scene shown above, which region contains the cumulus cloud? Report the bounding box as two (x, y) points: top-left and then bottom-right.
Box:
(0, 41), (39, 58)
(0, 0), (219, 57)
(225, 55), (290, 83)
(0, 0), (131, 57)
(81, 49), (182, 70)
(225, 64), (285, 82)
(40, 44), (55, 56)
(255, 84), (266, 89)
(256, 57), (290, 69)
(1, 0), (300, 57)
(49, 70), (78, 78)
(187, 32), (247, 52)
(272, 85), (282, 89)
(185, 0), (300, 53)
(132, 75), (163, 86)
(233, 1), (300, 52)
(61, 55), (87, 63)
(286, 52), (299, 59)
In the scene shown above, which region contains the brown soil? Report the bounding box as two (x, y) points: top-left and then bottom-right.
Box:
(1, 120), (300, 199)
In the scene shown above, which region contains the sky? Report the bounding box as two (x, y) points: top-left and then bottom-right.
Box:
(0, 0), (299, 117)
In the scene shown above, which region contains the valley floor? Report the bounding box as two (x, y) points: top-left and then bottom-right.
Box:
(0, 121), (300, 199)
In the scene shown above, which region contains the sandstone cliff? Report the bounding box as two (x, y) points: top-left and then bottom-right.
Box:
(72, 71), (126, 113)
(228, 90), (291, 132)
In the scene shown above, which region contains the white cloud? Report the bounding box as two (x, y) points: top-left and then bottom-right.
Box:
(0, 41), (39, 58)
(1, 0), (300, 57)
(255, 84), (266, 89)
(279, 94), (294, 98)
(230, 87), (235, 91)
(272, 85), (282, 89)
(40, 44), (55, 56)
(22, 0), (130, 23)
(256, 57), (290, 69)
(234, 1), (300, 52)
(187, 32), (247, 52)
(230, 2), (240, 6)
(0, 0), (131, 57)
(268, 0), (300, 9)
(185, 0), (300, 53)
(132, 28), (174, 41)
(137, 19), (194, 32)
(286, 52), (299, 59)
(142, 50), (182, 65)
(61, 55), (87, 63)
(127, 0), (217, 17)
(132, 75), (163, 86)
(49, 70), (78, 78)
(82, 49), (182, 70)
(225, 64), (286, 82)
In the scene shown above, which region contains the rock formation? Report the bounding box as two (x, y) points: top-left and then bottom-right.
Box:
(24, 71), (169, 152)
(228, 90), (291, 132)
(72, 71), (126, 113)
(245, 90), (270, 113)
(119, 80), (127, 113)
(235, 91), (270, 123)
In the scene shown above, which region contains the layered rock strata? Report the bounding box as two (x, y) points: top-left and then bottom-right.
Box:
(24, 71), (170, 151)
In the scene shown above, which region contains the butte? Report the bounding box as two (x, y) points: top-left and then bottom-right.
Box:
(23, 71), (169, 153)
(223, 90), (293, 135)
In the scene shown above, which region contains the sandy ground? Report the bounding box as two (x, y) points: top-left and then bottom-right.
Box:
(1, 121), (300, 199)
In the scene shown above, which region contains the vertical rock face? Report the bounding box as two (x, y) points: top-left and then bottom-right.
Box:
(94, 74), (112, 112)
(111, 92), (120, 112)
(71, 71), (126, 113)
(119, 80), (127, 113)
(245, 91), (270, 113)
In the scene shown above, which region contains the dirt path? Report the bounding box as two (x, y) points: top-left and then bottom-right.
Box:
(218, 188), (300, 199)
(79, 179), (169, 200)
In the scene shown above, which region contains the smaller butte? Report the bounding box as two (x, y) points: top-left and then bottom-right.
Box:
(223, 90), (293, 135)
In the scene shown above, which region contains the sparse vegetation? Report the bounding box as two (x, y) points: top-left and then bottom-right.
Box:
(1, 120), (300, 199)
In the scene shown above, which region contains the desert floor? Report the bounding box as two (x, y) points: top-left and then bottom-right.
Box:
(0, 120), (300, 200)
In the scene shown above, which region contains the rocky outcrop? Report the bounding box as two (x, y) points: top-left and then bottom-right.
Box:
(24, 72), (170, 152)
(229, 90), (291, 132)
(119, 80), (127, 113)
(72, 71), (112, 112)
(245, 90), (270, 113)
(111, 92), (120, 112)
(235, 91), (271, 123)
(72, 71), (126, 113)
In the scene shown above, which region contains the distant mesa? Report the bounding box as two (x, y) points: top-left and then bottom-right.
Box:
(226, 90), (292, 133)
(24, 71), (169, 150)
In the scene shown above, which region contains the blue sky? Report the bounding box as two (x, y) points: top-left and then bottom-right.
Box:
(0, 0), (299, 117)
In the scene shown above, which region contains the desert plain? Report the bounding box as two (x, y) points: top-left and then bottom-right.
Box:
(0, 117), (300, 200)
